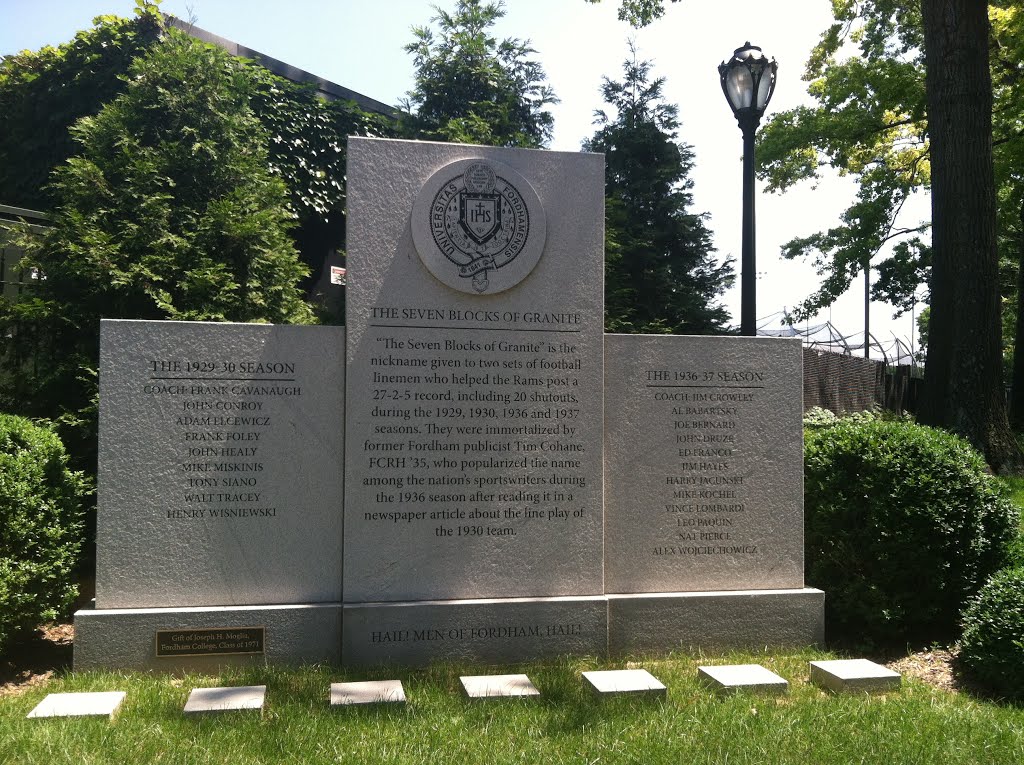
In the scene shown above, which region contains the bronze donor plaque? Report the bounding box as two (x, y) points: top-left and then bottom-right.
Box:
(155, 627), (265, 658)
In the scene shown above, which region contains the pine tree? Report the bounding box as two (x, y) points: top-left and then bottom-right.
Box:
(585, 48), (733, 334)
(402, 0), (557, 148)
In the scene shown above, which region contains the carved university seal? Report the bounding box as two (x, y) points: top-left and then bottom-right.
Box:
(412, 157), (546, 295)
(429, 162), (530, 293)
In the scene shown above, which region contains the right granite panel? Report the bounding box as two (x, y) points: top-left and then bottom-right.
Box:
(604, 334), (804, 593)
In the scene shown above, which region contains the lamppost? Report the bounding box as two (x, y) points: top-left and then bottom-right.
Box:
(719, 43), (777, 336)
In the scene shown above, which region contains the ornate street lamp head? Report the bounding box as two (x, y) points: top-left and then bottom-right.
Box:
(719, 42), (777, 130)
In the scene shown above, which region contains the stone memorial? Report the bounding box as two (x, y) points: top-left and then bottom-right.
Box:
(75, 136), (823, 672)
(75, 320), (345, 670)
(342, 138), (607, 665)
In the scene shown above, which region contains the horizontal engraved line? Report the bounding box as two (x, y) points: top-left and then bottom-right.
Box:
(645, 384), (766, 389)
(149, 376), (297, 382)
(369, 323), (582, 334)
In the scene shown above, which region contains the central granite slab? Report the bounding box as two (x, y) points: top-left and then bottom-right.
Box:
(342, 138), (606, 664)
(344, 138), (604, 603)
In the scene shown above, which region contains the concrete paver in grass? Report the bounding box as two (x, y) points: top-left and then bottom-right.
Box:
(183, 685), (266, 715)
(460, 674), (540, 699)
(810, 659), (901, 693)
(27, 691), (126, 719)
(330, 680), (406, 706)
(698, 664), (789, 695)
(582, 669), (666, 697)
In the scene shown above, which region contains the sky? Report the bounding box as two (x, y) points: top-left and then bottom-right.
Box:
(0, 0), (927, 358)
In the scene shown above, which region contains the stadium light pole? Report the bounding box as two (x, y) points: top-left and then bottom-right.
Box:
(719, 43), (777, 337)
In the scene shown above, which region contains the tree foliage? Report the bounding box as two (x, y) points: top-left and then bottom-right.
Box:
(756, 0), (932, 322)
(0, 2), (394, 244)
(248, 69), (394, 230)
(0, 30), (314, 477)
(402, 0), (557, 147)
(584, 0), (681, 28)
(243, 64), (395, 309)
(994, 5), (1024, 427)
(41, 31), (313, 324)
(584, 48), (732, 334)
(0, 6), (162, 210)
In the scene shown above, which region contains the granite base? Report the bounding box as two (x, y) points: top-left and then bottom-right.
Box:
(74, 603), (342, 672)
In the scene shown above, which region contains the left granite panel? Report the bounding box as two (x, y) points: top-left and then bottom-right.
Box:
(95, 319), (345, 609)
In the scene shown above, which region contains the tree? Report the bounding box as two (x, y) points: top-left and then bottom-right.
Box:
(917, 0), (1021, 473)
(756, 1), (932, 322)
(0, 2), (394, 303)
(777, 0), (1022, 471)
(584, 0), (681, 27)
(595, 0), (1024, 470)
(1, 29), (314, 476)
(402, 0), (557, 147)
(584, 48), (732, 334)
(754, 2), (1023, 341)
(243, 66), (394, 317)
(40, 30), (314, 323)
(0, 6), (162, 211)
(755, 0), (1024, 469)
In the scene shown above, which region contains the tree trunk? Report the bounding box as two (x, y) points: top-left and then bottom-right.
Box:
(918, 0), (1024, 473)
(1010, 199), (1024, 431)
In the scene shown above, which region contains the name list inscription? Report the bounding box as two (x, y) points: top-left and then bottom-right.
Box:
(142, 357), (304, 522)
(645, 367), (767, 558)
(360, 305), (589, 541)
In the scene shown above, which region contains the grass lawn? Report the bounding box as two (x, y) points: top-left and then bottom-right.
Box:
(1000, 476), (1024, 516)
(2, 648), (1023, 765)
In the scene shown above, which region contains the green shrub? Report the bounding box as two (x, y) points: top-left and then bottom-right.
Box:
(803, 406), (912, 431)
(804, 418), (1018, 648)
(0, 414), (87, 651)
(958, 566), (1024, 699)
(802, 406), (840, 429)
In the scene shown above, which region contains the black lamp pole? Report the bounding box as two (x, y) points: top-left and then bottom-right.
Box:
(719, 43), (778, 336)
(740, 116), (758, 336)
